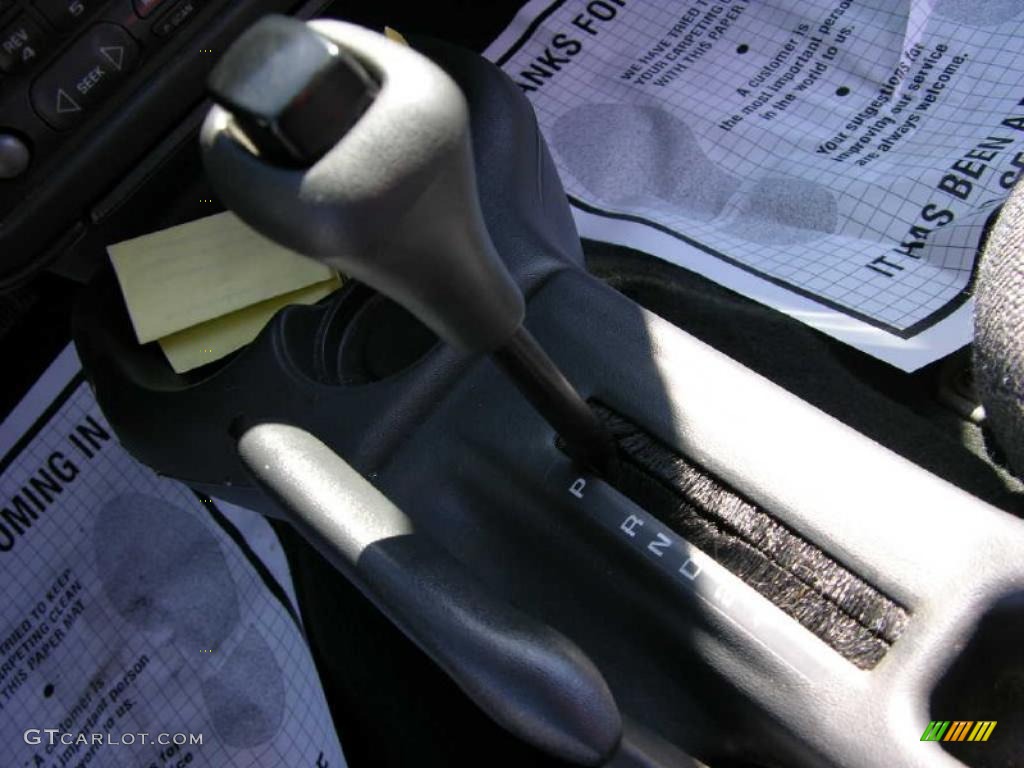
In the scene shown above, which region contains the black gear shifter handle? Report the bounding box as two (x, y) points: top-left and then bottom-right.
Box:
(202, 16), (618, 477)
(203, 16), (525, 352)
(207, 15), (379, 166)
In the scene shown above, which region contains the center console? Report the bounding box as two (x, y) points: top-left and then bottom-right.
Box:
(70, 19), (1024, 768)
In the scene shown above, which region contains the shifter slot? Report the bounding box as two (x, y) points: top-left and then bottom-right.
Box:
(583, 402), (909, 670)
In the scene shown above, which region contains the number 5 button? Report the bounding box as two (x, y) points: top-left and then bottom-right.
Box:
(35, 0), (95, 33)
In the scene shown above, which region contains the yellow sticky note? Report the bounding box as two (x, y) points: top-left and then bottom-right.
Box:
(108, 211), (336, 344)
(384, 26), (409, 46)
(158, 277), (342, 373)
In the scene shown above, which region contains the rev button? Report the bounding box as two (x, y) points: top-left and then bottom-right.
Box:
(30, 23), (139, 130)
(0, 15), (51, 73)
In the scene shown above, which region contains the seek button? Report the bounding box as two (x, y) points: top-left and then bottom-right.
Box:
(30, 23), (139, 130)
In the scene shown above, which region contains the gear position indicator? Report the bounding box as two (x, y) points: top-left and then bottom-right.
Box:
(562, 467), (829, 682)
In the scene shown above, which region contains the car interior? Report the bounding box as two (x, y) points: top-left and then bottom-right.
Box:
(1, 1), (1022, 767)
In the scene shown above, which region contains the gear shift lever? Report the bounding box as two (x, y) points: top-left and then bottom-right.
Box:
(201, 16), (618, 478)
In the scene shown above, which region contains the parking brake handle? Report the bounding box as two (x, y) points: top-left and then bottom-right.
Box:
(236, 422), (622, 766)
(201, 16), (618, 479)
